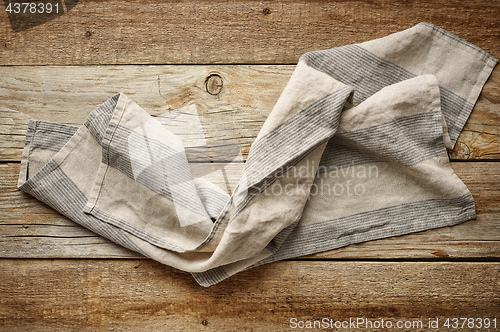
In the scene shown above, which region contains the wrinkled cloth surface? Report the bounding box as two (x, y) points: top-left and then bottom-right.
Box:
(18, 23), (496, 286)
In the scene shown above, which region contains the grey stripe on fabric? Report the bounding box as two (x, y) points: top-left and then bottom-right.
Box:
(84, 94), (119, 145)
(90, 207), (186, 252)
(19, 160), (145, 255)
(255, 193), (475, 265)
(31, 120), (79, 136)
(265, 216), (302, 253)
(191, 266), (229, 287)
(438, 88), (472, 143)
(28, 121), (79, 153)
(24, 120), (37, 147)
(320, 112), (447, 170)
(300, 44), (475, 145)
(319, 135), (383, 170)
(196, 187), (230, 218)
(244, 87), (352, 186)
(340, 112), (446, 166)
(235, 87), (352, 200)
(83, 93), (227, 219)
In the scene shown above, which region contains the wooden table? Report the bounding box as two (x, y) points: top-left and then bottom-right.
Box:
(1, 1), (499, 331)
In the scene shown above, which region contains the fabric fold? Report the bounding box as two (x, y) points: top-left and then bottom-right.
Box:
(18, 23), (496, 286)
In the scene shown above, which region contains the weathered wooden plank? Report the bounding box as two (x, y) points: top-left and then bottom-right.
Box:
(1, 65), (498, 161)
(1, 162), (499, 259)
(0, 0), (498, 65)
(0, 259), (498, 331)
(0, 65), (288, 161)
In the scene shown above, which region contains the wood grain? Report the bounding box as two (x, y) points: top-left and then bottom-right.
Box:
(0, 259), (498, 331)
(0, 0), (499, 65)
(1, 1), (499, 329)
(1, 162), (498, 259)
(1, 65), (498, 161)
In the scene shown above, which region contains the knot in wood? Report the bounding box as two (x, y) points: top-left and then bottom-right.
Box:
(205, 74), (223, 95)
(448, 141), (471, 160)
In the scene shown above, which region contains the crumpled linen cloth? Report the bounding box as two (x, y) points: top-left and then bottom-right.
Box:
(18, 23), (496, 286)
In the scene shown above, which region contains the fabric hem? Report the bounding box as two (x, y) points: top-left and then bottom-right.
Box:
(18, 120), (91, 193)
(245, 193), (476, 270)
(451, 56), (497, 150)
(17, 120), (37, 188)
(194, 197), (474, 287)
(83, 92), (128, 214)
(418, 22), (497, 148)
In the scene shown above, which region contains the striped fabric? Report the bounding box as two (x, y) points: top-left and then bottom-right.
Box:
(18, 23), (496, 286)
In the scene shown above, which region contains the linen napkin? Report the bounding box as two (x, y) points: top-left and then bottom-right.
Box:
(18, 23), (496, 286)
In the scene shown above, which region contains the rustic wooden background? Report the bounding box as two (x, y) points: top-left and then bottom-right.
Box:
(1, 0), (499, 331)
